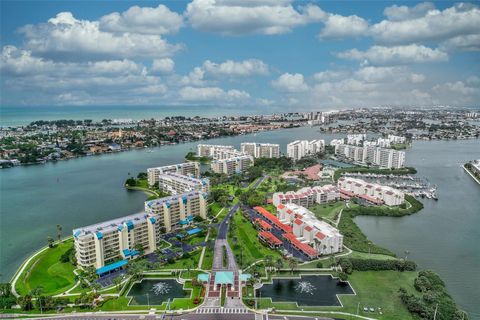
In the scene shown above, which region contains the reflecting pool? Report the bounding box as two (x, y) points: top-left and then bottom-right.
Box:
(126, 279), (189, 305)
(257, 275), (354, 306)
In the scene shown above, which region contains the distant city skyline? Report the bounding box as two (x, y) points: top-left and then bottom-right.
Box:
(1, 0), (479, 108)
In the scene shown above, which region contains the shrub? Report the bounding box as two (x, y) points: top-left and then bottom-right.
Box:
(339, 258), (417, 272)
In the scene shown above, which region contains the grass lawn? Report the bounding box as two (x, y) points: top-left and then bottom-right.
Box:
(157, 250), (201, 270)
(201, 247), (214, 270)
(229, 211), (281, 268)
(16, 239), (76, 296)
(209, 202), (223, 217)
(310, 201), (345, 222)
(252, 271), (418, 320)
(263, 204), (277, 214)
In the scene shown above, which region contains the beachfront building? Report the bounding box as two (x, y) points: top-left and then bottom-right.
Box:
(158, 173), (210, 195)
(272, 185), (340, 207)
(335, 144), (405, 169)
(277, 203), (343, 255)
(337, 177), (405, 206)
(240, 142), (280, 158)
(211, 155), (254, 175)
(144, 191), (208, 232)
(73, 211), (161, 271)
(286, 139), (325, 161)
(147, 162), (199, 186)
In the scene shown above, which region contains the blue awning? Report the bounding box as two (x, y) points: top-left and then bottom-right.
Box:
(187, 228), (202, 236)
(73, 230), (81, 238)
(149, 217), (156, 224)
(96, 259), (128, 275)
(179, 219), (189, 225)
(126, 220), (134, 231)
(95, 232), (103, 240)
(122, 249), (139, 257)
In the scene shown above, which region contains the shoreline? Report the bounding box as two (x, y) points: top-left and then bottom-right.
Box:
(463, 164), (480, 185)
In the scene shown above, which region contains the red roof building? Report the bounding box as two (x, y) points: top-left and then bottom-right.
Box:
(255, 218), (272, 231)
(283, 233), (318, 258)
(254, 206), (292, 233)
(258, 231), (283, 248)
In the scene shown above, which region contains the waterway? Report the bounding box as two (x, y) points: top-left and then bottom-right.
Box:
(0, 127), (479, 317)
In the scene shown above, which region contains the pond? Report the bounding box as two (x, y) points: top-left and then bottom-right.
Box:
(126, 279), (190, 305)
(257, 275), (354, 306)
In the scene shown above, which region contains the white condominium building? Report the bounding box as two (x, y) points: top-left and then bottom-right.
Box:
(196, 144), (241, 160)
(347, 134), (366, 146)
(73, 211), (162, 270)
(144, 191), (208, 232)
(287, 139), (325, 160)
(388, 135), (407, 144)
(338, 177), (405, 206)
(211, 155), (254, 175)
(277, 203), (343, 255)
(158, 173), (210, 195)
(147, 162), (199, 186)
(240, 142), (280, 158)
(272, 185), (340, 208)
(335, 144), (405, 169)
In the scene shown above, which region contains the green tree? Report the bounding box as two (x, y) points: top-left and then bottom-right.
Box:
(56, 224), (63, 242)
(288, 258), (298, 274)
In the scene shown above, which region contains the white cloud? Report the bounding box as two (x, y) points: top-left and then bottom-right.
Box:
(99, 5), (183, 35)
(151, 58), (175, 74)
(19, 12), (182, 61)
(313, 70), (349, 82)
(178, 86), (250, 101)
(202, 59), (269, 77)
(180, 67), (206, 86)
(337, 44), (448, 66)
(319, 14), (369, 39)
(383, 2), (436, 21)
(272, 73), (308, 92)
(440, 34), (480, 52)
(371, 3), (480, 45)
(185, 0), (326, 35)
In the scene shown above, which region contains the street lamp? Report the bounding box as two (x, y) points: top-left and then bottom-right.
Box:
(146, 293), (150, 308)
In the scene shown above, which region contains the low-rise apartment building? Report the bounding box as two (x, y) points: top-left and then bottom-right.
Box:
(337, 177), (405, 206)
(73, 212), (161, 271)
(210, 155), (254, 175)
(272, 185), (340, 207)
(144, 190), (208, 232)
(277, 203), (343, 255)
(240, 142), (280, 158)
(147, 162), (199, 186)
(158, 173), (210, 195)
(286, 140), (325, 161)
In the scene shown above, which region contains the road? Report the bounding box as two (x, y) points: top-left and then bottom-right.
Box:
(2, 313), (335, 320)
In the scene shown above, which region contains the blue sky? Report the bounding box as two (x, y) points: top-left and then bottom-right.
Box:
(1, 0), (479, 109)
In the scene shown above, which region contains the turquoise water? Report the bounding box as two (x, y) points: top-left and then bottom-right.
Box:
(0, 105), (289, 126)
(0, 126), (479, 317)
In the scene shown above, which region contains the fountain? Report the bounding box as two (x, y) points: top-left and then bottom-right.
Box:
(295, 281), (316, 295)
(151, 282), (171, 295)
(257, 275), (354, 306)
(127, 279), (189, 305)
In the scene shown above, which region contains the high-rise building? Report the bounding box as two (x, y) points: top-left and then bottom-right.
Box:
(144, 191), (208, 232)
(158, 173), (210, 195)
(286, 140), (325, 160)
(73, 212), (162, 270)
(240, 142), (280, 158)
(147, 162), (199, 186)
(334, 144), (405, 169)
(196, 144), (240, 159)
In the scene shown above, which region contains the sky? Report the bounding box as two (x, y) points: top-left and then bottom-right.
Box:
(0, 0), (479, 110)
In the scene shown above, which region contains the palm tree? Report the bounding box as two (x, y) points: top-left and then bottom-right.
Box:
(47, 236), (54, 248)
(275, 258), (283, 272)
(56, 224), (63, 242)
(264, 255), (273, 270)
(90, 282), (102, 294)
(288, 258), (298, 274)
